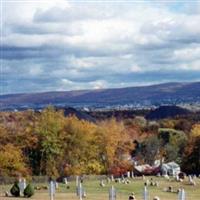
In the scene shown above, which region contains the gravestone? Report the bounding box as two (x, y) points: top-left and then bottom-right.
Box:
(188, 175), (192, 183)
(100, 180), (105, 187)
(55, 182), (59, 189)
(19, 178), (26, 196)
(76, 176), (79, 187)
(111, 175), (114, 182)
(78, 183), (83, 200)
(109, 186), (116, 200)
(143, 186), (148, 200)
(131, 171), (134, 179)
(77, 182), (84, 200)
(188, 175), (196, 185)
(127, 171), (130, 178)
(49, 181), (55, 200)
(63, 177), (68, 185)
(178, 189), (186, 200)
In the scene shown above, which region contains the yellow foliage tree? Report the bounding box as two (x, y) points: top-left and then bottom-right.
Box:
(191, 124), (200, 138)
(0, 144), (29, 176)
(96, 118), (133, 173)
(61, 116), (103, 175)
(36, 106), (65, 176)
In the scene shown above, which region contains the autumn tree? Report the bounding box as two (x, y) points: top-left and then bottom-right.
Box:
(182, 124), (200, 174)
(0, 144), (29, 176)
(158, 128), (187, 164)
(96, 118), (133, 174)
(35, 106), (65, 176)
(138, 128), (187, 165)
(59, 115), (103, 175)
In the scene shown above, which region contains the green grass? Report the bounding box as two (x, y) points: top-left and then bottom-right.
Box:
(0, 176), (200, 200)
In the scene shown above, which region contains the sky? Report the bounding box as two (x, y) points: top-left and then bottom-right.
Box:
(1, 0), (200, 94)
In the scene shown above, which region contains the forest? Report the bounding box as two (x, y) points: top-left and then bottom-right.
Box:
(0, 106), (199, 178)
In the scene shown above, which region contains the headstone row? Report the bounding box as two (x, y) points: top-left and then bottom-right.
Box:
(108, 186), (186, 200)
(48, 176), (186, 200)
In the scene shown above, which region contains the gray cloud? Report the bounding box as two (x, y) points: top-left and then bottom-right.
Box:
(1, 1), (200, 94)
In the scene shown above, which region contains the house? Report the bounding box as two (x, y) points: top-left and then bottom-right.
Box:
(161, 162), (180, 176)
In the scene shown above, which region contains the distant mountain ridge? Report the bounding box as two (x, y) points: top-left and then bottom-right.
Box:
(0, 82), (200, 110)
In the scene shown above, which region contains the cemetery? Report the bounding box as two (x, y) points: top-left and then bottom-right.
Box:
(0, 108), (199, 200)
(0, 174), (200, 200)
(2, 1), (200, 200)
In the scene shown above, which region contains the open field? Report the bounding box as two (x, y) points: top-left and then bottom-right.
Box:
(0, 176), (200, 200)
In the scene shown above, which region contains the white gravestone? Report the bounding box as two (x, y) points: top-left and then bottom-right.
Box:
(188, 175), (192, 183)
(63, 177), (68, 185)
(77, 182), (83, 200)
(109, 186), (116, 200)
(76, 176), (79, 187)
(49, 181), (55, 200)
(143, 186), (148, 200)
(178, 189), (186, 200)
(19, 178), (26, 195)
(111, 175), (114, 182)
(100, 180), (105, 187)
(131, 171), (134, 179)
(188, 175), (196, 185)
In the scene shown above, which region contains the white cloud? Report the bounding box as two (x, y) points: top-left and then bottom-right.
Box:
(29, 65), (43, 76)
(2, 1), (200, 93)
(180, 61), (200, 71)
(61, 78), (74, 85)
(174, 47), (200, 61)
(90, 80), (107, 90)
(3, 0), (70, 23)
(130, 65), (142, 72)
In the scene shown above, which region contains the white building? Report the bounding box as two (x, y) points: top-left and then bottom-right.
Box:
(161, 162), (180, 176)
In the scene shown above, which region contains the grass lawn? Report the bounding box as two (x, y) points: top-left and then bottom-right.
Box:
(0, 176), (199, 200)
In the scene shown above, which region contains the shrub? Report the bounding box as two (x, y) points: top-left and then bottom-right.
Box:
(10, 181), (20, 197)
(24, 184), (34, 197)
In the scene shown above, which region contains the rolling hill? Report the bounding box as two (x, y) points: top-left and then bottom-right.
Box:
(0, 82), (200, 110)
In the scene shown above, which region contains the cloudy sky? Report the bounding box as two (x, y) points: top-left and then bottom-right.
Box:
(1, 0), (200, 94)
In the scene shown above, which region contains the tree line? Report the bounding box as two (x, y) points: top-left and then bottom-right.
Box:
(0, 106), (199, 177)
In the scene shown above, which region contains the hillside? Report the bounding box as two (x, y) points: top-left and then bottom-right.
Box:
(58, 107), (96, 122)
(0, 82), (200, 110)
(146, 105), (192, 120)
